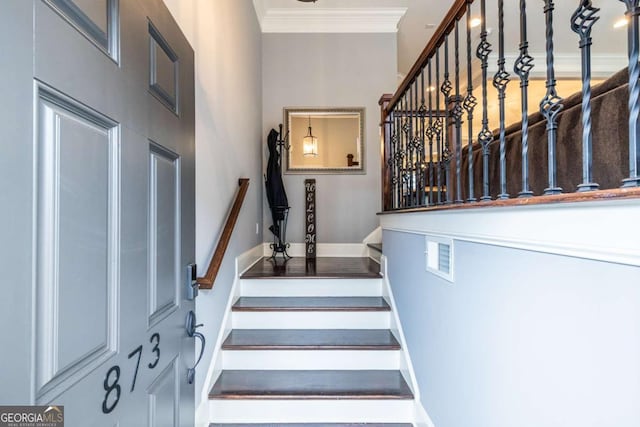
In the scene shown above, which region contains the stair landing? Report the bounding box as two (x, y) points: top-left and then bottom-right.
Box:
(241, 257), (381, 279)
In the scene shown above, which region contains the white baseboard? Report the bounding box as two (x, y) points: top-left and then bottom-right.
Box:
(362, 226), (382, 244)
(414, 400), (436, 427)
(262, 242), (368, 257)
(237, 244), (264, 275)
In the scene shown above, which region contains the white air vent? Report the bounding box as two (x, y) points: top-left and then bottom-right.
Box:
(425, 236), (454, 282)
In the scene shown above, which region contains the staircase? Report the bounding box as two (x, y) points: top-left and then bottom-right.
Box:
(207, 257), (418, 425)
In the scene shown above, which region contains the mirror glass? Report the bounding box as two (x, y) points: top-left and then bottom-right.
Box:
(284, 107), (365, 174)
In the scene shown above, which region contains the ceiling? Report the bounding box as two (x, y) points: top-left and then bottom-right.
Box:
(254, 0), (629, 79)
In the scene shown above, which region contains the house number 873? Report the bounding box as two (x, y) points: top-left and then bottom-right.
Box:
(101, 333), (161, 414)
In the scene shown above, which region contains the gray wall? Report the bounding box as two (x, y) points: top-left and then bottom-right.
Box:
(384, 230), (640, 427)
(163, 0), (262, 405)
(262, 33), (397, 243)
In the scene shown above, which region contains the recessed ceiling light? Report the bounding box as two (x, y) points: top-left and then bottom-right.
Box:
(614, 17), (629, 29)
(470, 17), (482, 28)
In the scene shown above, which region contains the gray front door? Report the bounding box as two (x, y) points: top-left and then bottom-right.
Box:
(0, 1), (196, 426)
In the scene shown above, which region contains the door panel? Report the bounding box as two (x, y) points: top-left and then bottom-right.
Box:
(147, 357), (180, 427)
(148, 143), (180, 327)
(35, 0), (148, 135)
(42, 0), (117, 58)
(64, 0), (110, 34)
(0, 0), (195, 425)
(35, 86), (120, 403)
(149, 21), (179, 113)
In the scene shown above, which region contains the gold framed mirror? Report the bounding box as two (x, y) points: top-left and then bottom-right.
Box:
(283, 107), (365, 174)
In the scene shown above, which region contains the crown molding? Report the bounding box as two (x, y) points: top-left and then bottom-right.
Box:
(255, 7), (407, 34)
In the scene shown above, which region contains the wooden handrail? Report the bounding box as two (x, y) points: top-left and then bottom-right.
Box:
(385, 0), (469, 116)
(197, 178), (250, 289)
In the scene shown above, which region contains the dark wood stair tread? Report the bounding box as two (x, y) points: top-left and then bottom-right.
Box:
(232, 297), (391, 312)
(222, 329), (400, 350)
(210, 424), (413, 426)
(241, 257), (381, 279)
(209, 370), (413, 400)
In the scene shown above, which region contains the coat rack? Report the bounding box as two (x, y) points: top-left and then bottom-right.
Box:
(265, 125), (291, 260)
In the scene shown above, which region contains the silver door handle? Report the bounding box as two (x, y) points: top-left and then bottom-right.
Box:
(186, 310), (205, 384)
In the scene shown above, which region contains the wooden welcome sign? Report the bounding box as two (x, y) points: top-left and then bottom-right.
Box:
(304, 179), (316, 258)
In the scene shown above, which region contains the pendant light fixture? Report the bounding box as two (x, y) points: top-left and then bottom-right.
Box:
(302, 116), (318, 157)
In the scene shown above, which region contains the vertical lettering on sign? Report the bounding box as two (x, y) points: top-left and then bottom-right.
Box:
(304, 179), (316, 258)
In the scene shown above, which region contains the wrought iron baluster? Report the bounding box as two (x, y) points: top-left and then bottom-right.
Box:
(436, 47), (443, 204)
(397, 100), (403, 208)
(396, 101), (402, 208)
(415, 79), (421, 205)
(514, 0), (534, 197)
(401, 95), (411, 207)
(413, 80), (420, 205)
(408, 82), (415, 206)
(388, 109), (397, 208)
(571, 0), (600, 192)
(540, 0), (564, 195)
(394, 105), (403, 208)
(387, 109), (393, 208)
(476, 0), (493, 201)
(384, 110), (390, 208)
(410, 79), (419, 206)
(453, 20), (464, 204)
(413, 79), (420, 205)
(620, 0), (640, 188)
(464, 4), (478, 202)
(493, 0), (510, 199)
(442, 34), (453, 205)
(395, 105), (402, 208)
(406, 94), (412, 205)
(419, 68), (427, 206)
(427, 58), (435, 205)
(400, 95), (405, 208)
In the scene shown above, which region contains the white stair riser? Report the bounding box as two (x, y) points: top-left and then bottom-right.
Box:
(221, 350), (401, 370)
(232, 311), (391, 329)
(240, 278), (383, 297)
(208, 399), (415, 423)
